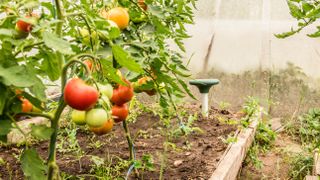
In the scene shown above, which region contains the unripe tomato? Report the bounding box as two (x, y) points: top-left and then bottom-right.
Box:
(21, 99), (32, 113)
(111, 80), (134, 105)
(85, 108), (109, 127)
(79, 28), (98, 45)
(98, 83), (113, 99)
(64, 78), (99, 111)
(32, 106), (42, 113)
(71, 110), (86, 125)
(102, 7), (130, 30)
(14, 27), (29, 39)
(112, 104), (129, 123)
(89, 119), (113, 136)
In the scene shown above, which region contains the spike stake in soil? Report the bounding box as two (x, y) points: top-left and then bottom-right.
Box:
(189, 79), (219, 117)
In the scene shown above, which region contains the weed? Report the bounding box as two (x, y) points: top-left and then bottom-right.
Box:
(288, 152), (313, 180)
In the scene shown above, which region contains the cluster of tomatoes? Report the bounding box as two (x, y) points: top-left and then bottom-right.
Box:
(64, 74), (134, 136)
(14, 0), (148, 39)
(14, 2), (151, 135)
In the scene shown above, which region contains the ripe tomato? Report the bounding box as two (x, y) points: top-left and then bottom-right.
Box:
(71, 110), (86, 125)
(85, 108), (109, 127)
(16, 17), (33, 33)
(64, 78), (99, 111)
(83, 59), (93, 70)
(111, 80), (134, 105)
(21, 98), (32, 113)
(98, 83), (113, 99)
(137, 0), (148, 11)
(102, 7), (129, 30)
(89, 119), (113, 136)
(112, 104), (129, 123)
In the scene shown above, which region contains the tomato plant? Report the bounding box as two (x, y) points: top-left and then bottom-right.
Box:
(0, 0), (196, 179)
(276, 1), (320, 38)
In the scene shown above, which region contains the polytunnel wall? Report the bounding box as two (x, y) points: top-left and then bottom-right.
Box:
(184, 0), (320, 78)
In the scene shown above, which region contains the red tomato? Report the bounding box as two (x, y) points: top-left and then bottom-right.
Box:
(64, 78), (99, 110)
(112, 104), (129, 122)
(111, 80), (134, 105)
(89, 119), (114, 135)
(16, 16), (33, 33)
(83, 59), (93, 70)
(137, 0), (148, 11)
(21, 98), (33, 113)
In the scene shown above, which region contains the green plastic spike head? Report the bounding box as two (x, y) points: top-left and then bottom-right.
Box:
(189, 79), (219, 93)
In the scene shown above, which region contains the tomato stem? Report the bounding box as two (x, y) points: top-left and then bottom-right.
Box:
(47, 98), (66, 180)
(122, 120), (134, 160)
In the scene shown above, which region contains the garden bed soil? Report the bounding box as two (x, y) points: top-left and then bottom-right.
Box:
(0, 104), (239, 179)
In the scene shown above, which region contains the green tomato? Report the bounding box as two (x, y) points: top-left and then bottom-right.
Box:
(14, 26), (29, 39)
(98, 83), (113, 99)
(131, 14), (147, 23)
(85, 108), (109, 127)
(79, 28), (98, 45)
(71, 110), (86, 125)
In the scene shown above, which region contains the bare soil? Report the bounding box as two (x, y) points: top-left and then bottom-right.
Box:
(0, 104), (238, 179)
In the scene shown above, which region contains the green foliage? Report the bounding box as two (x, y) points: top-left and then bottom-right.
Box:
(288, 152), (313, 180)
(240, 96), (260, 128)
(286, 108), (320, 149)
(275, 0), (320, 38)
(245, 121), (276, 169)
(30, 124), (54, 140)
(0, 0), (197, 178)
(21, 148), (47, 180)
(241, 97), (277, 169)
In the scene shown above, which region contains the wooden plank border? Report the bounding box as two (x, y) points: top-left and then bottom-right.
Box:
(209, 108), (262, 180)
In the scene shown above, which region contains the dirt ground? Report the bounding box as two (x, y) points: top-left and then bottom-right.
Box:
(0, 104), (238, 179)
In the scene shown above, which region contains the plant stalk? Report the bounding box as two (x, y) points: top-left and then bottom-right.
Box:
(47, 100), (66, 180)
(122, 120), (134, 160)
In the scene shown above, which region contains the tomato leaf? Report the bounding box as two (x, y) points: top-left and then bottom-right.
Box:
(112, 45), (143, 73)
(177, 79), (196, 99)
(0, 119), (12, 136)
(43, 31), (74, 55)
(40, 50), (61, 81)
(0, 135), (7, 143)
(0, 65), (35, 87)
(100, 59), (126, 85)
(30, 125), (53, 140)
(0, 29), (13, 36)
(21, 148), (46, 180)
